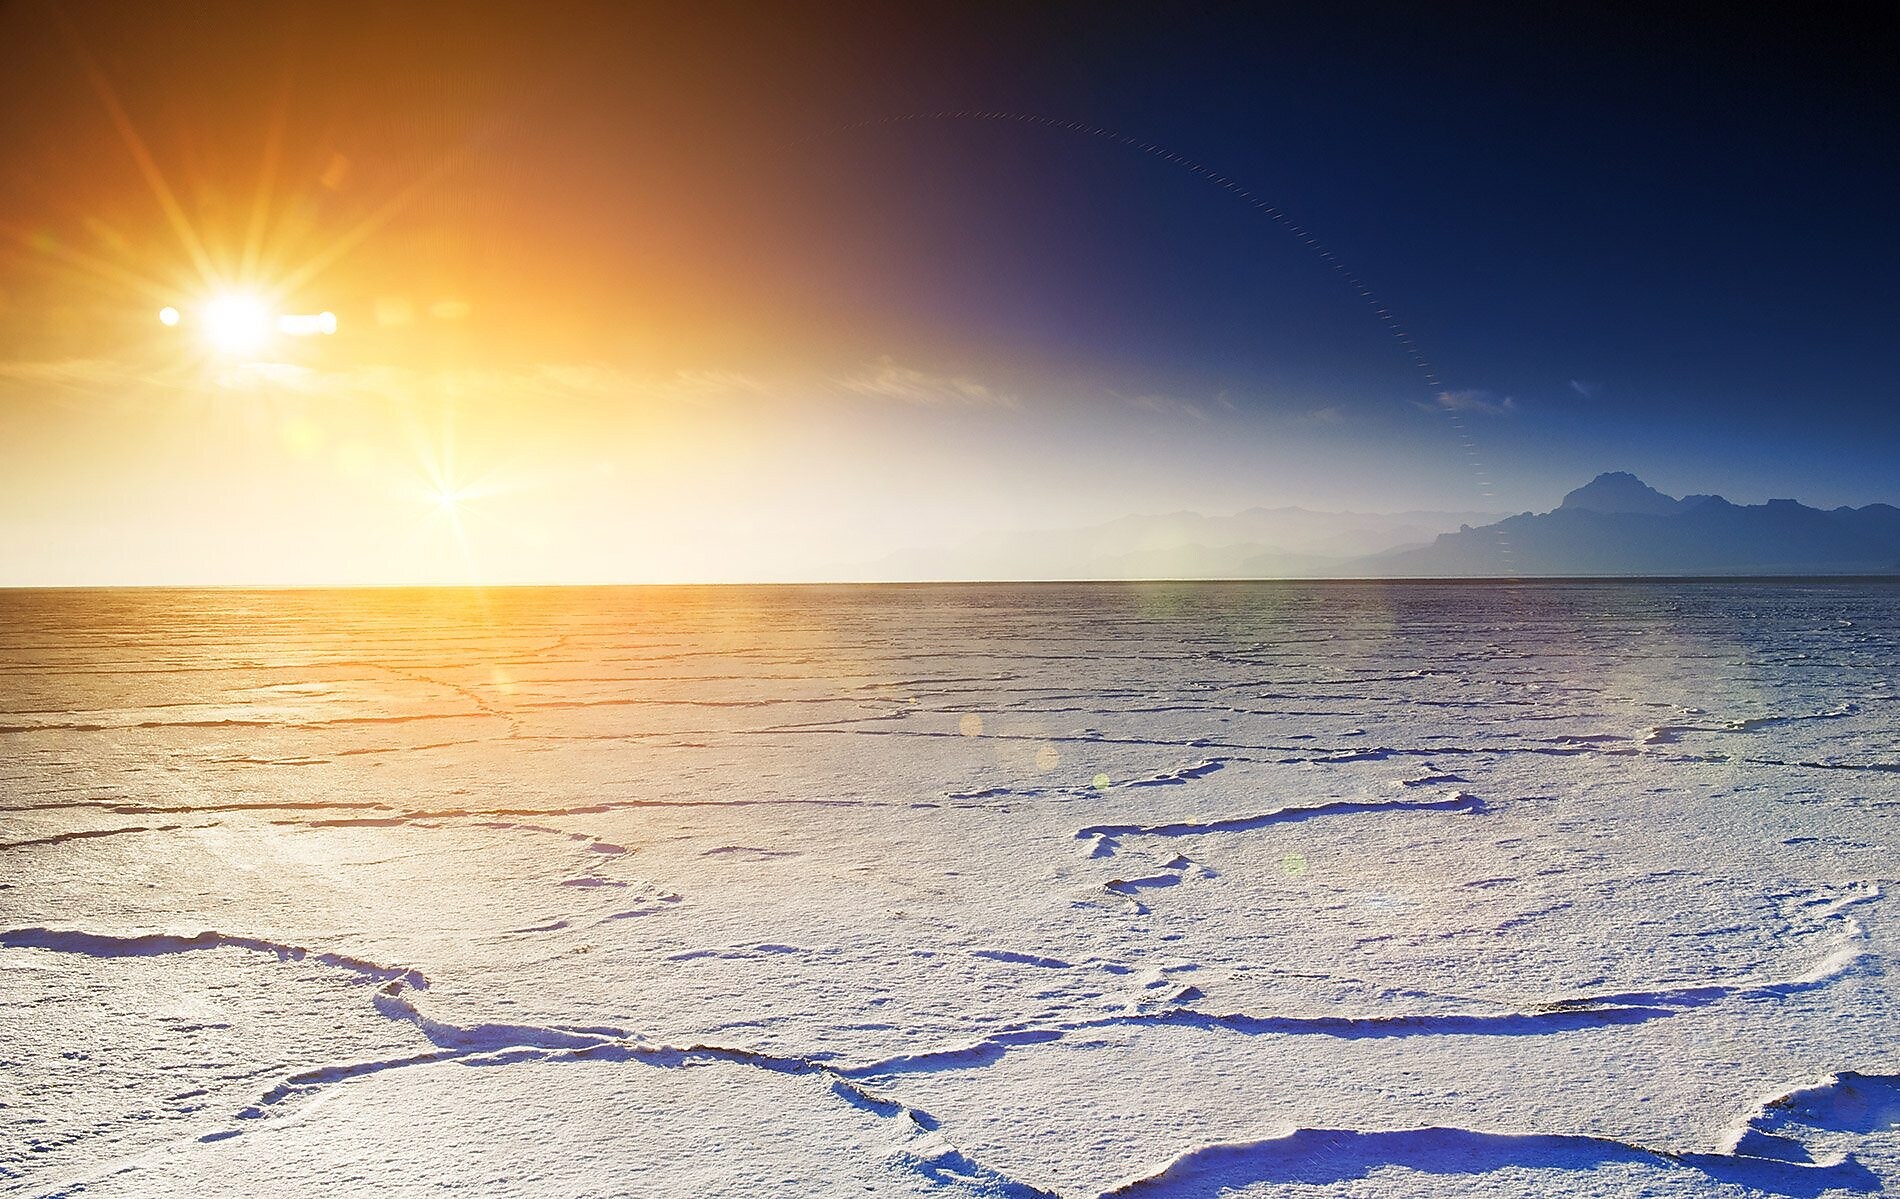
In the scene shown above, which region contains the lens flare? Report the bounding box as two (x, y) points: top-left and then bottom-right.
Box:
(276, 310), (339, 336)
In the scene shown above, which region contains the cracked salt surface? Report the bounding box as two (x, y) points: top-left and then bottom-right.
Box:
(1, 581), (1897, 1197)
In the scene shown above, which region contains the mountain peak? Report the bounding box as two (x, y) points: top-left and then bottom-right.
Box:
(1361, 474), (1900, 576)
(1558, 472), (1686, 516)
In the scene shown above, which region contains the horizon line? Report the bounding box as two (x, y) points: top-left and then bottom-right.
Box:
(4, 573), (1899, 593)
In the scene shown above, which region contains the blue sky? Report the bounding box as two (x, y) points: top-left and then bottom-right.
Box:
(783, 5), (1899, 509)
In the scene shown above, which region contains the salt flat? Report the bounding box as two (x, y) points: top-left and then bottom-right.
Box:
(1, 582), (1896, 1197)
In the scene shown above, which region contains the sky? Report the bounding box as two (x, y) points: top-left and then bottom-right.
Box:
(1, 2), (1895, 584)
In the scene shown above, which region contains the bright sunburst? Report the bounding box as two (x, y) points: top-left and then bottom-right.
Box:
(200, 292), (273, 355)
(158, 291), (339, 358)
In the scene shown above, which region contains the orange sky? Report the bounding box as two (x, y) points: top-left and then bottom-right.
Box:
(0, 3), (1494, 584)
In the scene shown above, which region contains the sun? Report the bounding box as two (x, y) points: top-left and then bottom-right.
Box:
(200, 292), (274, 355)
(158, 291), (339, 358)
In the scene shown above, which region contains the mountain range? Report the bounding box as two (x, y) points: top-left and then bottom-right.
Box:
(870, 472), (1900, 579)
(1359, 472), (1900, 577)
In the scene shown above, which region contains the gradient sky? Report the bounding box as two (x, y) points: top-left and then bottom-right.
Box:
(2, 3), (1895, 584)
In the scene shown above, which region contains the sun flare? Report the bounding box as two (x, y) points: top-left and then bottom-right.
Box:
(200, 292), (274, 355)
(158, 292), (340, 359)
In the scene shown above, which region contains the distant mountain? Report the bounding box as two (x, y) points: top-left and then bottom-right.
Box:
(868, 506), (1499, 580)
(1356, 473), (1900, 577)
(1558, 471), (1700, 516)
(860, 474), (1899, 580)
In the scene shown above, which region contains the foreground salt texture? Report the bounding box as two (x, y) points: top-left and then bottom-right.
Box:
(1, 582), (1895, 1197)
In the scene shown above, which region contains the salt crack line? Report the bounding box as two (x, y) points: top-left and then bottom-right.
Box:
(838, 1001), (1689, 1080)
(1531, 883), (1880, 1009)
(1643, 703), (1863, 746)
(948, 758), (1233, 803)
(1094, 1110), (1891, 1197)
(1721, 1070), (1900, 1160)
(0, 926), (1056, 1197)
(0, 823), (185, 852)
(9, 901), (1882, 1199)
(553, 1042), (1059, 1198)
(855, 889), (1883, 1083)
(0, 927), (426, 990)
(1078, 792), (1485, 858)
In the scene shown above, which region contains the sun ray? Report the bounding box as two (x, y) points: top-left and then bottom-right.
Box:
(0, 219), (180, 308)
(240, 69), (296, 283)
(59, 18), (219, 289)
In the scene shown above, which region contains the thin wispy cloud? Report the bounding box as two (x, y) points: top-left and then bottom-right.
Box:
(1422, 388), (1517, 416)
(1121, 391), (1213, 422)
(0, 357), (153, 389)
(0, 353), (1018, 412)
(835, 357), (1014, 407)
(1569, 379), (1602, 399)
(536, 365), (775, 406)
